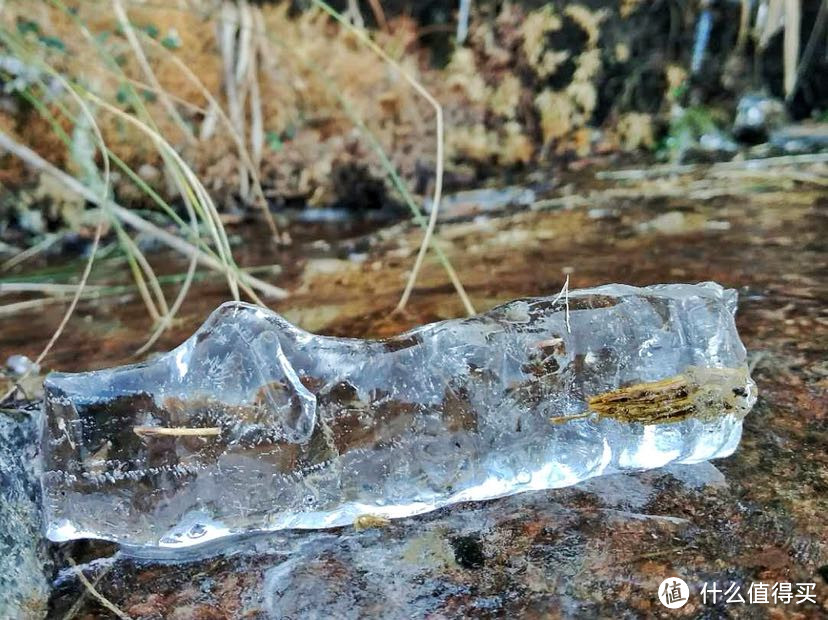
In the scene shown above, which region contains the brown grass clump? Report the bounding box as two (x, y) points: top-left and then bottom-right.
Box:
(0, 0), (689, 222)
(0, 2), (433, 207)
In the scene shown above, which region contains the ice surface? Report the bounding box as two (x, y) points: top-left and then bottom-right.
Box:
(41, 282), (756, 555)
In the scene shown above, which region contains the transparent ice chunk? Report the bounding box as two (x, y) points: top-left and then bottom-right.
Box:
(40, 282), (756, 555)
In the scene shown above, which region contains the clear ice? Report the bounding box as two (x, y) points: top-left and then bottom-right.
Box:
(41, 282), (756, 554)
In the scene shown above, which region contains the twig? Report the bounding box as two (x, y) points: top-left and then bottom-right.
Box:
(134, 425), (221, 437)
(67, 558), (131, 620)
(311, 1), (470, 315)
(1, 233), (59, 271)
(783, 0), (801, 98)
(62, 561), (113, 620)
(367, 0), (389, 32)
(711, 167), (828, 186)
(789, 0), (828, 100)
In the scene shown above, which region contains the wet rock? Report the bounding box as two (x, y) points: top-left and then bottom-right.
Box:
(424, 186), (537, 220)
(46, 465), (744, 618)
(6, 354), (40, 377)
(768, 123), (828, 154)
(2, 356), (45, 401)
(733, 93), (788, 144)
(0, 407), (50, 619)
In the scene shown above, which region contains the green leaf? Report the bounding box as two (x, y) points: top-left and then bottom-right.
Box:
(38, 35), (66, 51)
(16, 19), (40, 36)
(266, 130), (283, 152)
(116, 84), (130, 104)
(142, 24), (159, 39)
(161, 30), (181, 50)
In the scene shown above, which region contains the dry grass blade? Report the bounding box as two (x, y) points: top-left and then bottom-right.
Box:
(737, 0), (751, 51)
(0, 23), (175, 327)
(114, 228), (165, 322)
(2, 40), (167, 321)
(367, 0), (389, 32)
(111, 0), (194, 142)
(67, 558), (131, 620)
(0, 129), (287, 301)
(758, 0), (784, 49)
(43, 0), (276, 309)
(141, 30), (278, 237)
(311, 0), (474, 316)
(0, 297), (72, 317)
(16, 79), (168, 323)
(267, 28), (474, 317)
(783, 0), (801, 97)
(0, 35), (112, 401)
(219, 0), (251, 202)
(0, 282), (107, 295)
(134, 254), (197, 356)
(133, 425), (221, 437)
(1, 233), (59, 271)
(249, 7), (265, 169)
(0, 220), (102, 404)
(789, 0), (827, 100)
(83, 91), (242, 301)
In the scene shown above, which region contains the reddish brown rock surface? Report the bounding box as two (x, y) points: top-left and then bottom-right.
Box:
(3, 167), (825, 618)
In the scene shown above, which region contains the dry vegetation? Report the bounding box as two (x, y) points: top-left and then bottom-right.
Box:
(0, 0), (683, 216)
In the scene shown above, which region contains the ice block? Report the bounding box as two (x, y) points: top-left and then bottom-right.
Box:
(40, 282), (756, 555)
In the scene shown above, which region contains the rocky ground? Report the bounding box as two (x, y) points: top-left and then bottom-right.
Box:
(1, 161), (825, 618)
